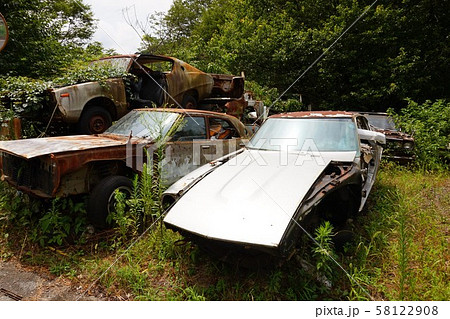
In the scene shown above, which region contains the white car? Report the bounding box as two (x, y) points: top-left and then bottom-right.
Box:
(162, 111), (385, 258)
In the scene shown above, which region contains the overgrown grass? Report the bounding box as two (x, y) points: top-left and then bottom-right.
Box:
(347, 165), (449, 300)
(364, 166), (449, 300)
(0, 165), (448, 300)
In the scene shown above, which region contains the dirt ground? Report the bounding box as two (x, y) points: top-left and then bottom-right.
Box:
(0, 260), (99, 301)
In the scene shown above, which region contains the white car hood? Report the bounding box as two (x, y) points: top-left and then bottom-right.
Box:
(164, 149), (357, 248)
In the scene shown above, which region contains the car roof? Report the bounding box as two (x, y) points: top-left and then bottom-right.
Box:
(357, 111), (388, 116)
(98, 53), (176, 62)
(270, 111), (357, 118)
(131, 108), (246, 134)
(133, 107), (235, 118)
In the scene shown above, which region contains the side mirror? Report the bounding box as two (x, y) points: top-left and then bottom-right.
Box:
(0, 13), (9, 53)
(358, 129), (386, 145)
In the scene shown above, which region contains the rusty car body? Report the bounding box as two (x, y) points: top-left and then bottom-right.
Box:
(162, 111), (385, 260)
(0, 108), (247, 227)
(48, 54), (244, 134)
(360, 112), (414, 163)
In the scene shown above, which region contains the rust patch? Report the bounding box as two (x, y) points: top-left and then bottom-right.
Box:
(225, 96), (247, 119)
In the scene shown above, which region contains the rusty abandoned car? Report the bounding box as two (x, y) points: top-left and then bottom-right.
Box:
(361, 112), (414, 163)
(0, 108), (247, 228)
(163, 111), (385, 259)
(47, 54), (244, 134)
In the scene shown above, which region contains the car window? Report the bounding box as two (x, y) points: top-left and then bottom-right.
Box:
(366, 114), (396, 130)
(171, 116), (207, 141)
(105, 110), (178, 139)
(90, 57), (132, 72)
(208, 117), (238, 139)
(356, 116), (370, 130)
(143, 61), (173, 72)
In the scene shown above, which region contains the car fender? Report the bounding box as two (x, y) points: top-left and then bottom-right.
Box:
(50, 78), (127, 123)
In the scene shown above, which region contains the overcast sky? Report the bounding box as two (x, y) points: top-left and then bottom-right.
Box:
(84, 0), (174, 54)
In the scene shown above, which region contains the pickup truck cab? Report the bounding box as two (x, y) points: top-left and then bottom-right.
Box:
(48, 54), (244, 134)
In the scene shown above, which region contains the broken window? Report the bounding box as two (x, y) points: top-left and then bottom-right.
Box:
(208, 117), (237, 140)
(171, 116), (207, 141)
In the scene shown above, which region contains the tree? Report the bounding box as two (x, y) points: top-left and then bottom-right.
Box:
(139, 0), (213, 56)
(139, 0), (450, 111)
(0, 0), (97, 78)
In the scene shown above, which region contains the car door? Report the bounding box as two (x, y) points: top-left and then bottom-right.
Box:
(161, 114), (244, 186)
(162, 115), (211, 186)
(356, 115), (383, 210)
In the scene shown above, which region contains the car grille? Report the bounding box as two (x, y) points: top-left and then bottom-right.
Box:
(1, 152), (55, 196)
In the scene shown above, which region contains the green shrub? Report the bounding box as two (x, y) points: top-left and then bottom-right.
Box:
(0, 183), (87, 247)
(34, 198), (84, 246)
(0, 76), (51, 120)
(389, 99), (450, 170)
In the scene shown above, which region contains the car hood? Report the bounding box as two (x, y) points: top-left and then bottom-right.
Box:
(0, 134), (130, 159)
(164, 149), (357, 248)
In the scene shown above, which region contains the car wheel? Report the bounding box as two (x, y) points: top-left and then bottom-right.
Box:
(182, 94), (197, 108)
(77, 106), (112, 134)
(87, 175), (133, 229)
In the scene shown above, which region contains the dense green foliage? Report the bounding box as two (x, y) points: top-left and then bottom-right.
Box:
(390, 99), (450, 170)
(0, 76), (51, 121)
(0, 63), (131, 136)
(0, 0), (102, 78)
(0, 182), (87, 247)
(141, 0), (450, 111)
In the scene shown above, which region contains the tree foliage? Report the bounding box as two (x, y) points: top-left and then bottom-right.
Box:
(139, 0), (450, 111)
(390, 99), (450, 170)
(0, 0), (100, 78)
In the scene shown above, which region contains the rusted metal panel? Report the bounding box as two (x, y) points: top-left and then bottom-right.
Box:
(131, 55), (215, 106)
(50, 78), (127, 123)
(0, 108), (248, 199)
(164, 59), (214, 105)
(225, 96), (247, 119)
(360, 112), (415, 163)
(209, 74), (245, 98)
(0, 135), (129, 159)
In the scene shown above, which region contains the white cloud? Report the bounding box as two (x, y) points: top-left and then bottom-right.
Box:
(84, 0), (173, 54)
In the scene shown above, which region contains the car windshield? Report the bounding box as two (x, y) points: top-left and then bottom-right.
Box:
(90, 57), (132, 72)
(105, 110), (179, 139)
(248, 118), (359, 152)
(366, 114), (396, 130)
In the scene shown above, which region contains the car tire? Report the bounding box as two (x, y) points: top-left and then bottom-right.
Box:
(182, 94), (197, 108)
(87, 175), (133, 229)
(77, 106), (112, 134)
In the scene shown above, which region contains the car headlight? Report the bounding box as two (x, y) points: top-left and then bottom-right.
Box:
(403, 141), (414, 150)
